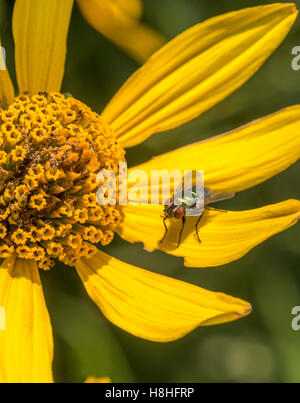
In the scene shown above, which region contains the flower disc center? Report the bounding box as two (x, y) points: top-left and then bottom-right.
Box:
(0, 92), (125, 269)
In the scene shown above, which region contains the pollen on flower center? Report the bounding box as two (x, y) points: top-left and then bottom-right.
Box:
(0, 92), (125, 269)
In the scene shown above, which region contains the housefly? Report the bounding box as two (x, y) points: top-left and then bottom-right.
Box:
(160, 186), (235, 248)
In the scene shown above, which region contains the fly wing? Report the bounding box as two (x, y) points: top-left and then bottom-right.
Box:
(204, 188), (235, 205)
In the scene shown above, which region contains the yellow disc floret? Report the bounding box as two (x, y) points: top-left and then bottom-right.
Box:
(0, 92), (125, 269)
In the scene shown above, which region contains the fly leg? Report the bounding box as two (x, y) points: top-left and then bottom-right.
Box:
(195, 207), (228, 243)
(195, 213), (205, 244)
(159, 217), (168, 244)
(177, 216), (186, 248)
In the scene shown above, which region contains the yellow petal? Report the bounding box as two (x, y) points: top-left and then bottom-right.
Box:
(12, 0), (73, 94)
(129, 106), (300, 194)
(85, 377), (111, 383)
(0, 41), (15, 107)
(117, 200), (300, 268)
(103, 3), (297, 148)
(0, 255), (53, 383)
(76, 250), (251, 342)
(111, 0), (142, 19)
(77, 0), (165, 64)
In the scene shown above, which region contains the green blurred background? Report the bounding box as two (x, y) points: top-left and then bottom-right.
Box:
(1, 0), (300, 382)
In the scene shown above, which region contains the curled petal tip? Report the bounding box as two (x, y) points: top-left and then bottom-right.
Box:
(241, 304), (253, 317)
(286, 3), (298, 13)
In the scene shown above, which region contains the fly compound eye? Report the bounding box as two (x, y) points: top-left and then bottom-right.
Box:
(174, 206), (184, 219)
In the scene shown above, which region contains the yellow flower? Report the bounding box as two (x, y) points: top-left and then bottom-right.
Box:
(0, 0), (299, 383)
